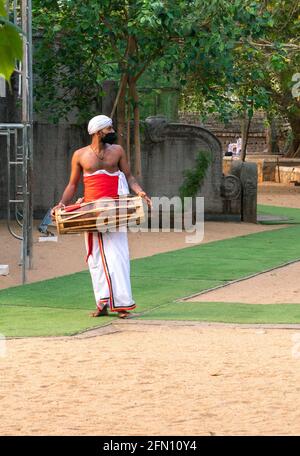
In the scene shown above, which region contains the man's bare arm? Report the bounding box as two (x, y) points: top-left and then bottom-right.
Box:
(51, 151), (82, 215)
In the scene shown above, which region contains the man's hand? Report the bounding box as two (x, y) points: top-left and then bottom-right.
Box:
(137, 191), (152, 208)
(51, 202), (65, 220)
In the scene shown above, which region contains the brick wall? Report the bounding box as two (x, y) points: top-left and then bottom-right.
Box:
(178, 111), (271, 155)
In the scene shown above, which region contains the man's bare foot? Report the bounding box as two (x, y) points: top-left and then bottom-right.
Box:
(117, 310), (131, 319)
(89, 306), (109, 317)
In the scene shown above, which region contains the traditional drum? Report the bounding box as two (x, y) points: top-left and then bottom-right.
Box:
(55, 195), (144, 235)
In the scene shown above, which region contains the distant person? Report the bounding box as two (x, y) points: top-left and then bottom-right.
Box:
(38, 208), (54, 236)
(224, 142), (233, 157)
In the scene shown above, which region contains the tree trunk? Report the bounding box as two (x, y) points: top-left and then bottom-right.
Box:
(126, 96), (131, 163)
(241, 111), (252, 162)
(266, 119), (280, 155)
(115, 74), (128, 150)
(129, 77), (142, 180)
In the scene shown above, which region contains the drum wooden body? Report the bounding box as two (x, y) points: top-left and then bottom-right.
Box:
(55, 196), (144, 234)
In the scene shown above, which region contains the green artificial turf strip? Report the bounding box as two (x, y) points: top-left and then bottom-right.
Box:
(130, 277), (222, 310)
(0, 273), (221, 311)
(2, 223), (300, 335)
(140, 302), (300, 324)
(0, 306), (112, 337)
(0, 271), (95, 310)
(131, 224), (300, 281)
(258, 204), (300, 224)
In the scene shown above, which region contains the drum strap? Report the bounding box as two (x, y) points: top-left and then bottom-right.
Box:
(64, 203), (82, 212)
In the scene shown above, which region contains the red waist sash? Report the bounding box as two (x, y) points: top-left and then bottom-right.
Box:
(84, 172), (119, 262)
(84, 173), (119, 202)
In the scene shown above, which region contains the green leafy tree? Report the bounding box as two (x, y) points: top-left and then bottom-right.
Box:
(248, 0), (300, 157)
(180, 0), (300, 157)
(33, 0), (267, 177)
(33, 0), (188, 178)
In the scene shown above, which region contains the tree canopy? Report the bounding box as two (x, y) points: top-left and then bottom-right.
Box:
(32, 0), (300, 162)
(181, 0), (300, 155)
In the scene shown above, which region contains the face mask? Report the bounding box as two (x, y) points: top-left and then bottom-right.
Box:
(101, 132), (117, 144)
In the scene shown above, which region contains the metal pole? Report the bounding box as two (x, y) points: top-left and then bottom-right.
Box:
(13, 0), (17, 25)
(4, 127), (22, 240)
(21, 0), (33, 279)
(15, 128), (23, 227)
(0, 123), (26, 128)
(22, 126), (28, 284)
(28, 0), (33, 124)
(21, 0), (27, 124)
(27, 0), (33, 269)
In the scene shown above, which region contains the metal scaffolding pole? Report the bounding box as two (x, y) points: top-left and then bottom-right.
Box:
(0, 0), (33, 284)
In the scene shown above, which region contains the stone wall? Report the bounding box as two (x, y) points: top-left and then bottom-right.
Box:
(178, 111), (284, 155)
(141, 116), (224, 215)
(0, 116), (258, 219)
(223, 155), (300, 184)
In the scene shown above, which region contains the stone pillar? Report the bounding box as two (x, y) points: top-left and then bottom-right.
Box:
(231, 161), (257, 223)
(220, 174), (242, 219)
(266, 119), (280, 155)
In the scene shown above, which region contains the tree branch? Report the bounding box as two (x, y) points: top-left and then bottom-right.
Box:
(244, 39), (300, 51)
(133, 45), (166, 82)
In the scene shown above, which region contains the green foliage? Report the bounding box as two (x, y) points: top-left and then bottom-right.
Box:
(181, 0), (300, 131)
(32, 0), (190, 123)
(179, 151), (211, 199)
(32, 0), (110, 123)
(32, 0), (267, 124)
(0, 0), (5, 16)
(0, 0), (23, 82)
(31, 0), (300, 156)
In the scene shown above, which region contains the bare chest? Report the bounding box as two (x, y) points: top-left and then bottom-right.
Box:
(80, 147), (120, 174)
